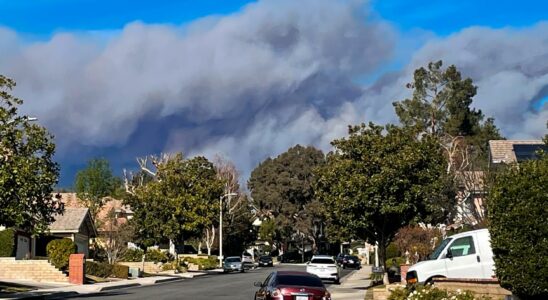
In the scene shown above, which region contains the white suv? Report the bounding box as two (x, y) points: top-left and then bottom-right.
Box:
(306, 255), (341, 284)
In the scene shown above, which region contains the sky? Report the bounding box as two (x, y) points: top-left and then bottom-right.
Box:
(1, 0), (547, 187)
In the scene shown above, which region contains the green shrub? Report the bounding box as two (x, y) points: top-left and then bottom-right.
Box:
(85, 261), (113, 278)
(487, 155), (548, 299)
(145, 249), (169, 263)
(385, 256), (406, 268)
(182, 256), (218, 270)
(46, 239), (77, 270)
(0, 228), (15, 257)
(121, 248), (144, 262)
(386, 243), (400, 259)
(112, 264), (129, 279)
(85, 261), (128, 279)
(387, 285), (479, 300)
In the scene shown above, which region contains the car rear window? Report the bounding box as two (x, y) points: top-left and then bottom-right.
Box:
(277, 275), (323, 287)
(310, 258), (335, 264)
(225, 257), (241, 262)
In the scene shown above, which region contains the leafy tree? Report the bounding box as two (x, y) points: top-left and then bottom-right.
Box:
(125, 154), (224, 250)
(487, 152), (548, 299)
(393, 61), (502, 161)
(0, 75), (61, 233)
(315, 123), (452, 269)
(222, 195), (255, 256)
(75, 158), (121, 222)
(248, 145), (325, 251)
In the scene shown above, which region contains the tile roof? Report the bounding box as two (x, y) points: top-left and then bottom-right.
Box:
(489, 140), (544, 164)
(49, 207), (91, 233)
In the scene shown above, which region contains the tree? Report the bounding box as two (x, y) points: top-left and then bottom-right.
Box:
(102, 207), (135, 264)
(393, 225), (443, 263)
(214, 156), (255, 256)
(315, 123), (452, 270)
(487, 152), (548, 299)
(393, 61), (503, 227)
(124, 153), (224, 250)
(0, 75), (61, 233)
(248, 145), (325, 252)
(393, 61), (502, 160)
(75, 158), (121, 224)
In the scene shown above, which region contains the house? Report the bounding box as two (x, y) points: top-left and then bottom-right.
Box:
(489, 140), (546, 165)
(10, 207), (97, 259)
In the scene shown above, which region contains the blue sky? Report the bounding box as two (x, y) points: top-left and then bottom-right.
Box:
(1, 0), (546, 187)
(1, 0), (546, 36)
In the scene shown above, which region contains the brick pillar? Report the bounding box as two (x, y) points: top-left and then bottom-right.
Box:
(400, 264), (410, 284)
(69, 254), (85, 285)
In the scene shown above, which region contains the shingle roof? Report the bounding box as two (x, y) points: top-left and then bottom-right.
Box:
(489, 140), (544, 164)
(49, 208), (91, 233)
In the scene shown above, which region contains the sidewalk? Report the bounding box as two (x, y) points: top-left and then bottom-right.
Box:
(0, 272), (208, 300)
(330, 265), (372, 300)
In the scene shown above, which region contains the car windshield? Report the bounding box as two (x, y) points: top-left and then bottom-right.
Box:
(310, 258), (335, 264)
(260, 256), (271, 260)
(348, 256), (359, 260)
(225, 257), (241, 262)
(277, 275), (323, 287)
(429, 238), (452, 260)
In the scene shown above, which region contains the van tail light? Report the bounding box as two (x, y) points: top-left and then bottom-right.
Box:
(323, 290), (331, 300)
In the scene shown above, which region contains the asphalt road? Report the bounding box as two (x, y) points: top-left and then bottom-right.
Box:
(65, 265), (354, 300)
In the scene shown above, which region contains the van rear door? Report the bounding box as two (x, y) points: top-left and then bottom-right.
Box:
(445, 233), (484, 278)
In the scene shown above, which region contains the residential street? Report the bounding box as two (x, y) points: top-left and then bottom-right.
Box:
(63, 265), (353, 300)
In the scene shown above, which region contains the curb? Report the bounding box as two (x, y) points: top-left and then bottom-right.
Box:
(98, 283), (141, 291)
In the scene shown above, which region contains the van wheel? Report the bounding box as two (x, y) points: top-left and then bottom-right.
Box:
(426, 276), (444, 285)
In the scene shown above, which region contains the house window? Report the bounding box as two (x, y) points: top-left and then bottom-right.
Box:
(449, 236), (476, 257)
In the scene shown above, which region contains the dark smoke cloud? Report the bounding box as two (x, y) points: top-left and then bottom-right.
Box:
(0, 1), (546, 185)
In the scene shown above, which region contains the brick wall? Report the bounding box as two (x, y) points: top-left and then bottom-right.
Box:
(117, 261), (163, 274)
(433, 278), (512, 300)
(0, 258), (68, 283)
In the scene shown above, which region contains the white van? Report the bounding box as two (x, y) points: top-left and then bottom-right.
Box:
(406, 228), (495, 284)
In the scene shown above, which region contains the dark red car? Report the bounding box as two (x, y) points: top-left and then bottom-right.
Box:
(254, 271), (331, 300)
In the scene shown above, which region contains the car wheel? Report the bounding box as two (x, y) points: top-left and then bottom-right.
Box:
(240, 268), (245, 273)
(334, 278), (340, 284)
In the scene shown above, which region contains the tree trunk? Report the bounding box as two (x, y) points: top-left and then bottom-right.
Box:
(379, 240), (390, 285)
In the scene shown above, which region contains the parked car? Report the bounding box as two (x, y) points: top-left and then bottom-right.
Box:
(335, 253), (347, 265)
(306, 255), (341, 284)
(258, 255), (273, 267)
(242, 251), (255, 269)
(342, 255), (361, 269)
(280, 251), (301, 263)
(406, 228), (495, 284)
(254, 271), (331, 300)
(223, 256), (246, 273)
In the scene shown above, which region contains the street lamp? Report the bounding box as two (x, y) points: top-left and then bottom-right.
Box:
(219, 192), (237, 267)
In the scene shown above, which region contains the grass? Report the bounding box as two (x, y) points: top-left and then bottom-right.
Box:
(0, 283), (34, 294)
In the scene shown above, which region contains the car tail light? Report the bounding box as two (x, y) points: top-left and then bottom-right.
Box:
(271, 288), (282, 298)
(323, 290), (331, 300)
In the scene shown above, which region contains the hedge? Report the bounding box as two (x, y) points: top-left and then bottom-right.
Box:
(46, 239), (77, 270)
(182, 256), (218, 270)
(0, 228), (15, 257)
(121, 248), (169, 263)
(487, 155), (548, 300)
(85, 261), (129, 279)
